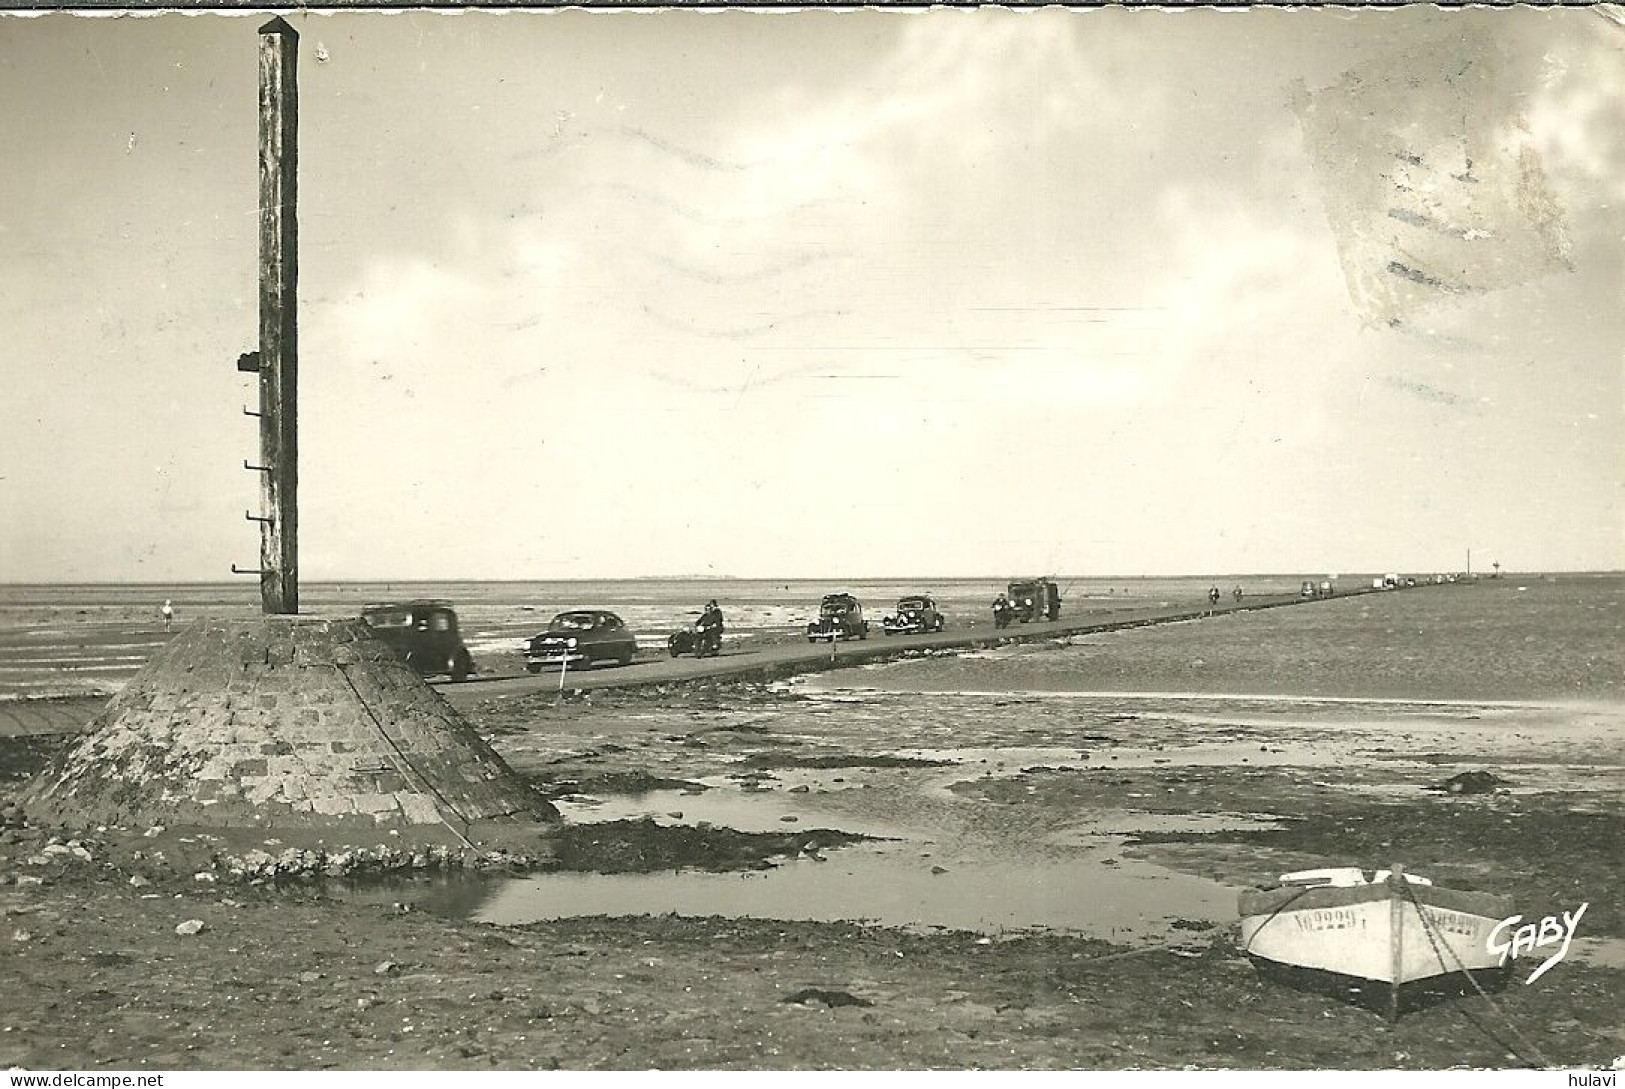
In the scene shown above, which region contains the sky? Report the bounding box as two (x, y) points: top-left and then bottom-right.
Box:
(1, 7), (1620, 581)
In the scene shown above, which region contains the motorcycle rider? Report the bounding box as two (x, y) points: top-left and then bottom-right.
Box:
(992, 593), (1012, 629)
(699, 599), (724, 656)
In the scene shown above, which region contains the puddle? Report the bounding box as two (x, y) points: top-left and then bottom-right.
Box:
(357, 839), (1238, 941)
(338, 768), (1245, 942)
(1567, 936), (1625, 970)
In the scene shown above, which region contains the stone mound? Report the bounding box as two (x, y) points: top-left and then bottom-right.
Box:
(19, 616), (549, 839)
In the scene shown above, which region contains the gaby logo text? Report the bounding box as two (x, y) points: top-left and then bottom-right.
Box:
(1486, 902), (1587, 985)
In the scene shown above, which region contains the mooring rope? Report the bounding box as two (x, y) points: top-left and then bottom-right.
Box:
(1238, 885), (1317, 955)
(1056, 937), (1208, 971)
(334, 662), (480, 852)
(1401, 881), (1553, 1068)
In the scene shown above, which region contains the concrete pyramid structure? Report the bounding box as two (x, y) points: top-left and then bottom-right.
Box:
(20, 616), (547, 837)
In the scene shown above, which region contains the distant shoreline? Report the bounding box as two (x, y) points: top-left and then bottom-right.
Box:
(1, 570), (1618, 588)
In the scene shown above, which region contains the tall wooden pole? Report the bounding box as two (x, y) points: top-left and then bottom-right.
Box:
(258, 17), (299, 614)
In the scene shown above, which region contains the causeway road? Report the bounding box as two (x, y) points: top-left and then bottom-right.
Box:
(434, 587), (1364, 709)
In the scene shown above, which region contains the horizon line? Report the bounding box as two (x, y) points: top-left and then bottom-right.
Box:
(0, 569), (1614, 588)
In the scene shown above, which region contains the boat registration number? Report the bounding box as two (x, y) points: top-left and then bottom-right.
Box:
(1419, 907), (1481, 938)
(1294, 908), (1364, 932)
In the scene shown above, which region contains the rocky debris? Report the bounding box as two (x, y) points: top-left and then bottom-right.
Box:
(39, 841), (93, 862)
(1428, 771), (1512, 795)
(202, 842), (552, 882)
(174, 919), (206, 936)
(781, 988), (874, 1008)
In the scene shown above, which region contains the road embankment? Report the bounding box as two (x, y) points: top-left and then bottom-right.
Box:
(438, 586), (1386, 705)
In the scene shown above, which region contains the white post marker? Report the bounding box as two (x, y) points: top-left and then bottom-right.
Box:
(558, 651), (568, 693)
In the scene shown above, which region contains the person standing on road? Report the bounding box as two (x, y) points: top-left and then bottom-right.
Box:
(1233, 586), (1243, 602)
(160, 598), (175, 631)
(1207, 586), (1220, 614)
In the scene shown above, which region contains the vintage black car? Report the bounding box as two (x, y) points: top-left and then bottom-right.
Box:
(360, 600), (476, 682)
(1006, 578), (1061, 623)
(806, 593), (869, 642)
(882, 595), (945, 636)
(525, 610), (638, 671)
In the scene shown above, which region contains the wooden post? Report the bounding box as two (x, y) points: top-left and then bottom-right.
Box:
(258, 17), (299, 614)
(1388, 864), (1405, 1022)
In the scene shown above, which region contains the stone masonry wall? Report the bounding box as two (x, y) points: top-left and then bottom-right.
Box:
(20, 617), (544, 833)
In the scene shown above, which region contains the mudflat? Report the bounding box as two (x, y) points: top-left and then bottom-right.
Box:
(2, 577), (1621, 1070)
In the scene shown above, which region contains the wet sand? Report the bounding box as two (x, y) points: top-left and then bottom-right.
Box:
(1, 577), (1621, 1070)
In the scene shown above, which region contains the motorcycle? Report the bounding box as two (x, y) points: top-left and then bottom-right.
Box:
(668, 618), (723, 658)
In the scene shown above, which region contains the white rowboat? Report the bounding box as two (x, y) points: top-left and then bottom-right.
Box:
(1238, 865), (1513, 1018)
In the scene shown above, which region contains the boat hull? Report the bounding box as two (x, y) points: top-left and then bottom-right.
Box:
(1239, 881), (1513, 986)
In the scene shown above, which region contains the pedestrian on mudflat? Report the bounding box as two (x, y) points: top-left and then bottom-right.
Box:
(160, 599), (175, 632)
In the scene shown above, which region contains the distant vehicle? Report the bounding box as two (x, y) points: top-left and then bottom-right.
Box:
(525, 610), (638, 672)
(1382, 574), (1401, 589)
(882, 595), (945, 636)
(1006, 578), (1061, 623)
(806, 593), (869, 642)
(1319, 580), (1334, 597)
(360, 600), (475, 682)
(1301, 581), (1317, 598)
(668, 614), (722, 659)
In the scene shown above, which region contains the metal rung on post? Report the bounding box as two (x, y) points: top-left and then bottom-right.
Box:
(244, 461), (270, 472)
(230, 564), (264, 576)
(245, 511), (274, 524)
